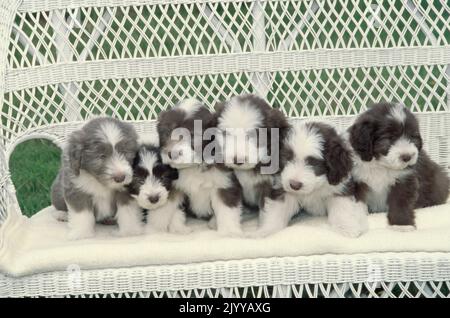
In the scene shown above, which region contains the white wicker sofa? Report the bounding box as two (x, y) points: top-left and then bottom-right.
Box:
(0, 0), (449, 297)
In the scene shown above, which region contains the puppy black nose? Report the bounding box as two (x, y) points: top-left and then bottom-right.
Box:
(113, 174), (125, 183)
(400, 154), (412, 163)
(148, 195), (160, 204)
(289, 180), (303, 191)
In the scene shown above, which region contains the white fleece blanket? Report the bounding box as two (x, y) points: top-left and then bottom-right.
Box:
(1, 202), (450, 277)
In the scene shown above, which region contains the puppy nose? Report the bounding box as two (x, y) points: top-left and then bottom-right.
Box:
(148, 195), (160, 204)
(113, 174), (125, 183)
(400, 154), (412, 163)
(289, 180), (303, 191)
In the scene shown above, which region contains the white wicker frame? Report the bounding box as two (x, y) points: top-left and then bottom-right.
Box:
(0, 0), (449, 298)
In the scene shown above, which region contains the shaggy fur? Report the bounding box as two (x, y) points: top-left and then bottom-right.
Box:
(250, 121), (369, 238)
(157, 98), (243, 236)
(51, 117), (142, 239)
(348, 102), (449, 229)
(214, 94), (290, 211)
(127, 144), (190, 234)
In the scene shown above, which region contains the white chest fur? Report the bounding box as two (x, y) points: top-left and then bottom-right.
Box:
(73, 170), (115, 220)
(234, 170), (273, 207)
(176, 166), (231, 218)
(294, 184), (342, 216)
(352, 158), (410, 212)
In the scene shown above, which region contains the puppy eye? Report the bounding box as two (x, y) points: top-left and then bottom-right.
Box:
(99, 154), (107, 160)
(305, 156), (324, 167)
(134, 166), (148, 178)
(152, 165), (164, 177)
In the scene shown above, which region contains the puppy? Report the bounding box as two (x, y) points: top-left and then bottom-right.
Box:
(214, 94), (290, 211)
(348, 102), (449, 230)
(157, 98), (243, 236)
(51, 117), (143, 239)
(127, 143), (190, 234)
(252, 121), (369, 237)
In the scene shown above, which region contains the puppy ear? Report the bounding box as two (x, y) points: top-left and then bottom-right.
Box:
(349, 118), (376, 161)
(267, 107), (289, 132)
(67, 130), (85, 176)
(324, 136), (352, 185)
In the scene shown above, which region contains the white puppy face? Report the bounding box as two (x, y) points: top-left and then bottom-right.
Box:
(69, 118), (138, 191)
(280, 121), (352, 195)
(158, 99), (213, 169)
(160, 135), (203, 169)
(216, 95), (288, 173)
(217, 97), (263, 169)
(377, 136), (419, 170)
(128, 145), (178, 210)
(281, 122), (328, 195)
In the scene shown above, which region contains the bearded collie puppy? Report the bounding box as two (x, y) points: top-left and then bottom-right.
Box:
(51, 117), (142, 239)
(214, 94), (290, 211)
(348, 102), (449, 230)
(250, 121), (369, 238)
(157, 98), (243, 236)
(127, 143), (190, 234)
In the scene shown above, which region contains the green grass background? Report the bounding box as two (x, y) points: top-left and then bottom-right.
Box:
(6, 1), (449, 217)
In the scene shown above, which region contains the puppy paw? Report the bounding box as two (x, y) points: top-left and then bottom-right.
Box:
(118, 223), (144, 237)
(67, 227), (95, 240)
(245, 229), (275, 239)
(217, 227), (243, 238)
(389, 224), (416, 232)
(327, 199), (369, 238)
(169, 222), (192, 235)
(207, 216), (217, 230)
(52, 210), (68, 222)
(331, 223), (367, 238)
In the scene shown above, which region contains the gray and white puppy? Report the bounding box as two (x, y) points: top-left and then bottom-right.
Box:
(51, 117), (142, 240)
(348, 102), (449, 230)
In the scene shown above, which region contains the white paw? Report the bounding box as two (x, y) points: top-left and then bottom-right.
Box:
(327, 199), (369, 238)
(245, 229), (275, 238)
(169, 223), (192, 235)
(217, 227), (243, 238)
(390, 225), (416, 232)
(331, 223), (367, 238)
(118, 223), (144, 237)
(52, 210), (68, 222)
(207, 216), (217, 230)
(67, 227), (95, 240)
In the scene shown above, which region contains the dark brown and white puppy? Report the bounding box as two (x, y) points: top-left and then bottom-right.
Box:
(51, 117), (142, 239)
(157, 98), (243, 236)
(214, 94), (290, 211)
(348, 102), (449, 230)
(127, 143), (190, 234)
(250, 121), (368, 237)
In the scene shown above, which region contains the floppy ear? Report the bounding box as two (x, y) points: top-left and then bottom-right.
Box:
(164, 165), (179, 181)
(349, 118), (376, 161)
(67, 130), (85, 176)
(324, 136), (353, 185)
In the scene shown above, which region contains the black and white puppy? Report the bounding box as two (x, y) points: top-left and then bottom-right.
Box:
(348, 102), (449, 230)
(51, 117), (142, 239)
(252, 121), (369, 237)
(157, 98), (243, 236)
(127, 143), (190, 234)
(214, 94), (290, 211)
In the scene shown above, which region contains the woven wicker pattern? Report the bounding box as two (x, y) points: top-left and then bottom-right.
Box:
(0, 0), (449, 297)
(1, 253), (449, 298)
